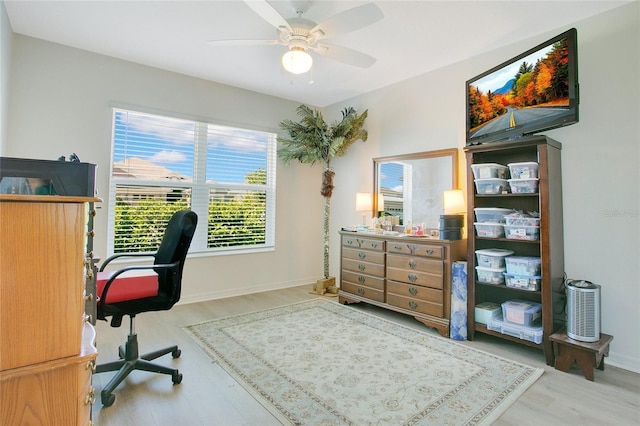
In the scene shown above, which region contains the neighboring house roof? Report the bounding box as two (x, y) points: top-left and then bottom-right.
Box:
(113, 157), (189, 181)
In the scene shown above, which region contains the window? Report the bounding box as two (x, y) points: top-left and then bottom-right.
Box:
(107, 108), (276, 256)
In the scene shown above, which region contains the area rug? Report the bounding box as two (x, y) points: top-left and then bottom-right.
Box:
(183, 298), (543, 425)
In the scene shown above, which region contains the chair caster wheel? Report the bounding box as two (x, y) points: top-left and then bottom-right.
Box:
(102, 392), (116, 407)
(172, 349), (181, 358)
(172, 372), (183, 385)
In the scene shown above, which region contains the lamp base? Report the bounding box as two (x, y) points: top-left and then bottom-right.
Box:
(439, 214), (464, 240)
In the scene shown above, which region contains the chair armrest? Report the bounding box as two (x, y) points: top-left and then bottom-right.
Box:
(99, 253), (156, 271)
(99, 261), (179, 303)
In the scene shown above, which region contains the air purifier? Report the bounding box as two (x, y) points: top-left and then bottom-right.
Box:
(566, 280), (601, 342)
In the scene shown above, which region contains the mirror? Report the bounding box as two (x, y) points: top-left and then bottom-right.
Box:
(373, 148), (458, 230)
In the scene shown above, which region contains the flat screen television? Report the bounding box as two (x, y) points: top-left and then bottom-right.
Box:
(466, 28), (579, 145)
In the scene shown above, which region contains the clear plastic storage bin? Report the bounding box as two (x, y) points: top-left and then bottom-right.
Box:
(504, 215), (540, 227)
(508, 162), (539, 179)
(475, 248), (514, 269)
(504, 273), (541, 291)
(505, 256), (542, 276)
(471, 163), (509, 179)
(487, 316), (543, 344)
(504, 224), (539, 240)
(508, 178), (539, 193)
(476, 266), (506, 285)
(475, 302), (502, 325)
(474, 207), (512, 223)
(474, 178), (508, 195)
(501, 300), (542, 326)
(474, 222), (504, 238)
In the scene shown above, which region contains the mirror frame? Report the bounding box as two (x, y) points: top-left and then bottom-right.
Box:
(373, 148), (459, 222)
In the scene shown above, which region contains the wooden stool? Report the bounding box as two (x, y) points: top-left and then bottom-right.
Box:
(549, 331), (613, 381)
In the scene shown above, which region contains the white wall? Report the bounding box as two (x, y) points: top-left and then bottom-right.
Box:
(6, 35), (325, 304)
(327, 2), (639, 372)
(0, 1), (12, 154)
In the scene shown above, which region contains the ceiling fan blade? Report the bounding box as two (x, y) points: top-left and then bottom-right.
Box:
(313, 44), (377, 68)
(244, 0), (292, 32)
(311, 3), (383, 39)
(207, 39), (279, 46)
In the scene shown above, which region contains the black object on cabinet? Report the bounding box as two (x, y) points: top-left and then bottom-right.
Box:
(465, 136), (564, 366)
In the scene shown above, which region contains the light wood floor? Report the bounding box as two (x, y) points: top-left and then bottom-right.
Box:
(92, 285), (640, 426)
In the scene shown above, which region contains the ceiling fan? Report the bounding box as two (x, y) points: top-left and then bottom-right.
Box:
(207, 0), (384, 74)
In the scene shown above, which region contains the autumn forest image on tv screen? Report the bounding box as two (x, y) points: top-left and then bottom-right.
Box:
(467, 35), (572, 143)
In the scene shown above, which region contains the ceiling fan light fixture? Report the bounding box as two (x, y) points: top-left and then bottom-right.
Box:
(282, 47), (313, 74)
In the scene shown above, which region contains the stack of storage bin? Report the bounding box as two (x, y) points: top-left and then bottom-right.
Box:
(488, 299), (543, 343)
(507, 162), (539, 193)
(474, 248), (513, 285)
(471, 163), (509, 195)
(504, 256), (542, 291)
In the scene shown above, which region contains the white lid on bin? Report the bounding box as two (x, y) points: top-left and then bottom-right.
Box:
(475, 266), (506, 272)
(475, 249), (514, 256)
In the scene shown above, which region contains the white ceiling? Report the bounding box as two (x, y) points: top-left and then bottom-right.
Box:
(4, 0), (630, 107)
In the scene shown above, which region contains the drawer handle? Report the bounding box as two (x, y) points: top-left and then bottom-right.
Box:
(347, 240), (354, 245)
(85, 386), (96, 405)
(394, 245), (402, 250)
(358, 276), (366, 284)
(408, 287), (418, 296)
(408, 260), (417, 269)
(357, 288), (365, 296)
(86, 359), (96, 372)
(408, 273), (418, 283)
(408, 301), (418, 310)
(370, 242), (378, 248)
(358, 264), (366, 271)
(425, 248), (433, 255)
(358, 251), (366, 259)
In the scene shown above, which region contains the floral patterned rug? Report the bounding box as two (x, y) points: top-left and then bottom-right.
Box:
(183, 298), (542, 425)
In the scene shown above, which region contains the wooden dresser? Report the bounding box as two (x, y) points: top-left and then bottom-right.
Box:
(0, 195), (99, 426)
(339, 231), (466, 336)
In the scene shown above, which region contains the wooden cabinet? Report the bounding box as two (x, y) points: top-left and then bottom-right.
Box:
(464, 136), (564, 366)
(339, 232), (466, 336)
(0, 195), (99, 425)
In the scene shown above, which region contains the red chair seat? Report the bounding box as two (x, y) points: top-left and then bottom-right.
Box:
(97, 270), (159, 304)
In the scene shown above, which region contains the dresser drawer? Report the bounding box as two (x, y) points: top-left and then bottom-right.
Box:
(387, 254), (443, 275)
(387, 266), (443, 289)
(341, 282), (385, 303)
(386, 293), (443, 317)
(342, 258), (385, 277)
(387, 242), (443, 259)
(386, 280), (442, 303)
(342, 271), (385, 291)
(342, 236), (385, 251)
(342, 247), (385, 264)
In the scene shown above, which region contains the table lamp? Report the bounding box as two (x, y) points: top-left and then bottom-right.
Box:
(440, 189), (465, 240)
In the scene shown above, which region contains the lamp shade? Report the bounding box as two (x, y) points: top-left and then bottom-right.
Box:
(355, 192), (372, 212)
(443, 189), (466, 214)
(282, 48), (313, 74)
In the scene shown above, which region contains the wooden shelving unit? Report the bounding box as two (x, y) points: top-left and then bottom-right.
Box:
(465, 135), (565, 366)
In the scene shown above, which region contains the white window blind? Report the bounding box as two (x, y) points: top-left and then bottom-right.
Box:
(107, 108), (276, 255)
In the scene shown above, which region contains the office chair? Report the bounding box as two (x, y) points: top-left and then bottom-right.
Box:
(95, 209), (197, 407)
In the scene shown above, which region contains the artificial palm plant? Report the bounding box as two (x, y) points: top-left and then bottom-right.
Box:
(278, 104), (368, 294)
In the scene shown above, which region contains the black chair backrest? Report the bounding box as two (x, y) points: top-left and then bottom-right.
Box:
(154, 210), (197, 305)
